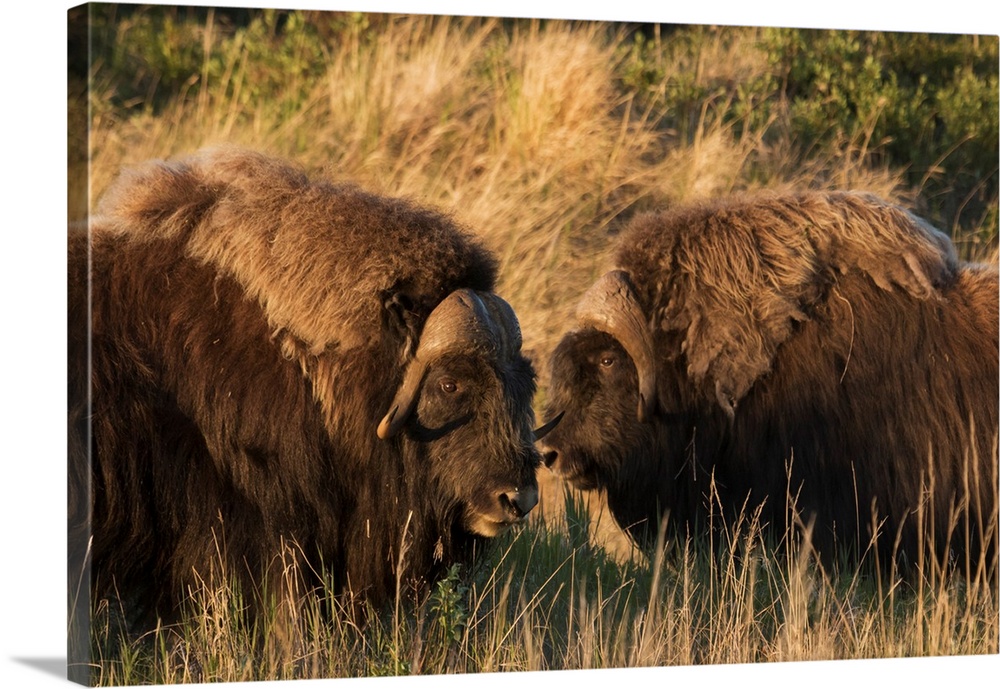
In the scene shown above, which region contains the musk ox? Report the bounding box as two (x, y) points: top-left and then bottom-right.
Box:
(68, 148), (553, 629)
(540, 191), (998, 570)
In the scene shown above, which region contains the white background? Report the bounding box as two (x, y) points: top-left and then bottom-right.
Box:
(3, 1), (998, 687)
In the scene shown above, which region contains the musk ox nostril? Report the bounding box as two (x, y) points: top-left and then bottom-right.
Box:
(502, 485), (539, 518)
(541, 449), (559, 468)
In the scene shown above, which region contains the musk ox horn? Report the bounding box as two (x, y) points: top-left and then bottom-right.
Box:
(532, 410), (564, 441)
(575, 270), (656, 423)
(377, 289), (521, 440)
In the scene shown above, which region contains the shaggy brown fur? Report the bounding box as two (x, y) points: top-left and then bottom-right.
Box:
(542, 191), (998, 571)
(68, 148), (541, 632)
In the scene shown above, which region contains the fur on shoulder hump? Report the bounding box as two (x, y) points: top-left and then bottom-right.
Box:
(92, 147), (496, 355)
(614, 190), (960, 410)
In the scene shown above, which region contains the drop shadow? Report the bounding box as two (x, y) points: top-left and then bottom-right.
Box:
(10, 657), (67, 680)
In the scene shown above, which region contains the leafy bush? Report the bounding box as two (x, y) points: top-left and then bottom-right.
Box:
(84, 5), (334, 119)
(617, 25), (998, 247)
(763, 29), (998, 242)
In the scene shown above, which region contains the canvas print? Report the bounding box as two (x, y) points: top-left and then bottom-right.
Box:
(67, 3), (999, 686)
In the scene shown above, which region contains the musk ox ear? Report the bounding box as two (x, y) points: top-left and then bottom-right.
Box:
(383, 289), (423, 358)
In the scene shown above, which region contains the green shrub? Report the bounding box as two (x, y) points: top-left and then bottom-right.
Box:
(615, 25), (998, 247)
(762, 28), (998, 242)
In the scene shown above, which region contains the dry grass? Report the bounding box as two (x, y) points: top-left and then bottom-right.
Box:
(81, 467), (998, 684)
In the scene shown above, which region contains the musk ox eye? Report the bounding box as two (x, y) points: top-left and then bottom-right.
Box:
(599, 355), (615, 368)
(439, 378), (459, 394)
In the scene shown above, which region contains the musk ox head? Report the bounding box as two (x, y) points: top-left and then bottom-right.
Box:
(377, 287), (542, 536)
(539, 270), (664, 491)
(538, 191), (960, 496)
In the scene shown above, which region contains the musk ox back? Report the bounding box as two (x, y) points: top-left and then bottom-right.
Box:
(541, 191), (998, 570)
(68, 148), (545, 630)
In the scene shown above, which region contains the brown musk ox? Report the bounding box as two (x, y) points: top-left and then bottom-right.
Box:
(539, 191), (998, 572)
(67, 147), (554, 631)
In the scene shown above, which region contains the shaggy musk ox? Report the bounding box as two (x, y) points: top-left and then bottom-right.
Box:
(540, 191), (998, 570)
(68, 148), (552, 626)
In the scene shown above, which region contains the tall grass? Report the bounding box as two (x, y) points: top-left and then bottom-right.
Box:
(81, 472), (998, 684)
(82, 432), (1000, 683)
(70, 8), (999, 683)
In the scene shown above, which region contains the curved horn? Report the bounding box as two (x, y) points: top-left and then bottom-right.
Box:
(532, 411), (564, 442)
(575, 270), (656, 423)
(377, 289), (521, 439)
(476, 292), (522, 360)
